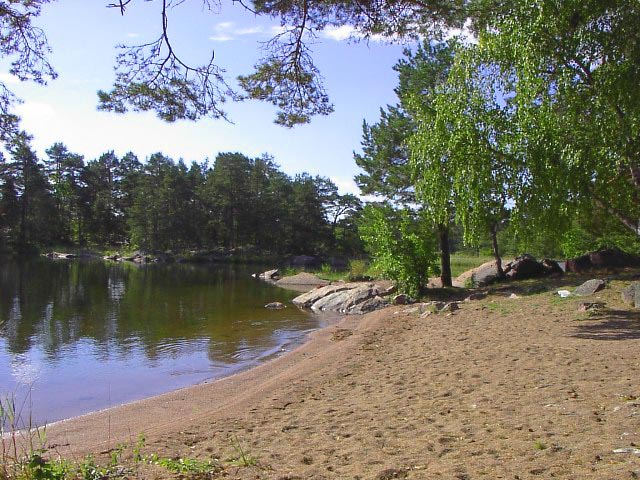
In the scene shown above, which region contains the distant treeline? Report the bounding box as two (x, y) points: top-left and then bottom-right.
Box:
(0, 134), (363, 255)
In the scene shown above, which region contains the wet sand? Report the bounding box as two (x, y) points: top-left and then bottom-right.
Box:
(47, 277), (640, 478)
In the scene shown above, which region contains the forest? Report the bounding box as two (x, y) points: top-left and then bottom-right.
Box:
(0, 134), (363, 256)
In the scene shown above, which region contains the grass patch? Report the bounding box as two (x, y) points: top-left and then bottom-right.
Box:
(533, 440), (548, 451)
(450, 254), (495, 278)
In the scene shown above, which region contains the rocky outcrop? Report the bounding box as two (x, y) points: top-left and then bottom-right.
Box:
(293, 282), (391, 314)
(566, 247), (640, 273)
(275, 272), (330, 292)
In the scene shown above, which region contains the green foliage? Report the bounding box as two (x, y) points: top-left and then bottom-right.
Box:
(346, 258), (371, 281)
(149, 454), (222, 475)
(359, 204), (437, 296)
(0, 143), (362, 256)
(227, 437), (257, 467)
(449, 253), (495, 278)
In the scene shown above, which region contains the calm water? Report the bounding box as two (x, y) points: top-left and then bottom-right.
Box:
(0, 258), (330, 426)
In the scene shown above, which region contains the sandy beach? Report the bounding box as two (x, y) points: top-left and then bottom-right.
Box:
(46, 275), (640, 479)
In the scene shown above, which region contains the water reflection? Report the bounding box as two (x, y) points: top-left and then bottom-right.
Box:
(0, 258), (327, 425)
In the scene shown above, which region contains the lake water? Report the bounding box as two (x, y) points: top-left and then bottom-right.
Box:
(0, 258), (331, 426)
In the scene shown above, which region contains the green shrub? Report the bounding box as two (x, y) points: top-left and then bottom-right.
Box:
(359, 205), (438, 297)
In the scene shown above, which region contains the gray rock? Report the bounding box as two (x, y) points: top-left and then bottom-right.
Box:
(455, 260), (501, 288)
(259, 269), (280, 281)
(574, 279), (606, 296)
(292, 283), (358, 308)
(341, 285), (382, 311)
(622, 282), (640, 308)
(348, 296), (388, 314)
(265, 302), (286, 310)
(311, 289), (355, 312)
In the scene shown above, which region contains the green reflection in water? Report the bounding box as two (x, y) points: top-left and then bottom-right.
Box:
(0, 258), (324, 424)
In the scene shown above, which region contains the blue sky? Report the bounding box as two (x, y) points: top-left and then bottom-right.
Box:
(2, 1), (412, 194)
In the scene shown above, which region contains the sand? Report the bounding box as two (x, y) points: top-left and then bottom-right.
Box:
(46, 275), (640, 479)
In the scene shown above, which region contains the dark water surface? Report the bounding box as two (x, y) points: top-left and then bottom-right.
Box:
(0, 258), (330, 426)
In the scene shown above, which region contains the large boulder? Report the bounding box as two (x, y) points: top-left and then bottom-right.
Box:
(310, 289), (355, 312)
(503, 254), (547, 281)
(298, 282), (390, 314)
(566, 247), (640, 273)
(455, 260), (502, 288)
(292, 283), (358, 308)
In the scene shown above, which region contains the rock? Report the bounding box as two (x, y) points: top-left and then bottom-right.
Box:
(258, 269), (280, 281)
(393, 294), (411, 305)
(565, 254), (593, 273)
(541, 258), (564, 276)
(276, 272), (330, 292)
(622, 282), (640, 308)
(292, 283), (358, 308)
(503, 254), (546, 281)
(381, 284), (397, 296)
(315, 284), (381, 313)
(566, 247), (640, 272)
(465, 292), (488, 302)
(47, 252), (77, 259)
(439, 302), (459, 312)
(508, 293), (519, 299)
(577, 302), (605, 312)
(556, 290), (571, 298)
(265, 302), (286, 310)
(573, 279), (606, 296)
(311, 289), (356, 312)
(455, 260), (502, 288)
(348, 296), (388, 314)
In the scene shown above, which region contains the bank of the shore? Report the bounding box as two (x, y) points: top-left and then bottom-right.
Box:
(47, 274), (640, 479)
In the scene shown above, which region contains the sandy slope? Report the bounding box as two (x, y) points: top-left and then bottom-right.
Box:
(47, 275), (640, 479)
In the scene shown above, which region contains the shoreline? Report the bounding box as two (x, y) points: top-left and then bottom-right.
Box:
(46, 309), (360, 456)
(45, 278), (640, 478)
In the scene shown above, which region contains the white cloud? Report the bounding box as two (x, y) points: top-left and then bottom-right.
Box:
(444, 19), (477, 44)
(209, 35), (234, 42)
(210, 22), (286, 42)
(332, 177), (361, 196)
(320, 25), (389, 43)
(322, 25), (357, 42)
(236, 26), (266, 35)
(216, 21), (235, 29)
(126, 32), (140, 38)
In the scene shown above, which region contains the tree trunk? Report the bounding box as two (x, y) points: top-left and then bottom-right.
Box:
(490, 223), (505, 280)
(438, 224), (452, 288)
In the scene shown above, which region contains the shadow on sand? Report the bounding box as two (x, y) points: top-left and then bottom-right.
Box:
(570, 309), (640, 341)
